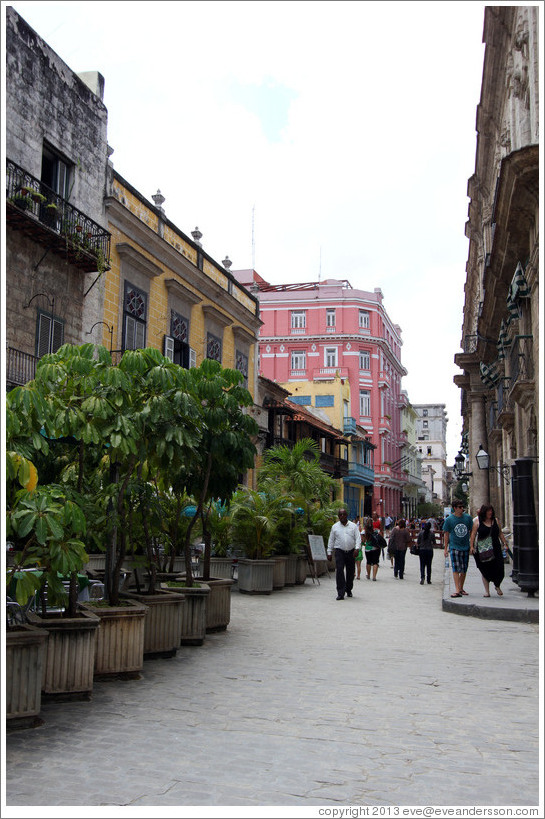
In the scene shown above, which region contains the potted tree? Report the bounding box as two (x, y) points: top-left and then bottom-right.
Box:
(229, 488), (290, 594)
(5, 442), (99, 703)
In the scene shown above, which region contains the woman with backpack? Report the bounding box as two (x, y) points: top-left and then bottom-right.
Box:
(416, 520), (435, 585)
(469, 504), (508, 597)
(363, 518), (386, 581)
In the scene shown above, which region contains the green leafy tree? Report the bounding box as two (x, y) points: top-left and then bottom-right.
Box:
(179, 359), (258, 584)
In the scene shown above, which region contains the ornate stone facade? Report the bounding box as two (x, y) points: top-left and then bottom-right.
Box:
(454, 7), (539, 540)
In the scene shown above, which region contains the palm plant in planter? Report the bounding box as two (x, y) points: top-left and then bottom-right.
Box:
(229, 488), (291, 594)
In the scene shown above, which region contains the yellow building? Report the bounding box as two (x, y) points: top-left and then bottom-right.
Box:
(279, 373), (375, 519)
(94, 170), (261, 392)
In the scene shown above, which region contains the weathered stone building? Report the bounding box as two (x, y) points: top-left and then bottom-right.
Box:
(5, 7), (111, 388)
(453, 6), (539, 591)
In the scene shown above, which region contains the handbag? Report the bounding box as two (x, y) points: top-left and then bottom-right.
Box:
(410, 544), (419, 555)
(477, 534), (494, 562)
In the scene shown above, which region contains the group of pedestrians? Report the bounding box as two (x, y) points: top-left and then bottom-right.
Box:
(327, 500), (509, 601)
(326, 508), (434, 600)
(443, 500), (508, 598)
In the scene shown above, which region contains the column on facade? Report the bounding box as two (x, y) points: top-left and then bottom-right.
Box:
(468, 389), (489, 511)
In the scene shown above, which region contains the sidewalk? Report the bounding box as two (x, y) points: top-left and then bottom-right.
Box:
(441, 554), (539, 622)
(4, 554), (540, 810)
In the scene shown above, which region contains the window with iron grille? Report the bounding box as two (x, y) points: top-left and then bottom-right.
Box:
(36, 310), (64, 357)
(207, 332), (222, 362)
(236, 350), (248, 386)
(123, 281), (147, 351)
(165, 309), (191, 367)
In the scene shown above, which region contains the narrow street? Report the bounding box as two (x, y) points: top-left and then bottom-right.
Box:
(5, 557), (540, 810)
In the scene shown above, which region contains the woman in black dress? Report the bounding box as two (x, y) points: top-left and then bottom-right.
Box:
(469, 504), (509, 597)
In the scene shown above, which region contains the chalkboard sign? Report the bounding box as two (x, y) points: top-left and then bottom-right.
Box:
(308, 534), (327, 562)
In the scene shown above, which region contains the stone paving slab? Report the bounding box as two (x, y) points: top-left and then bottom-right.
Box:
(4, 555), (541, 812)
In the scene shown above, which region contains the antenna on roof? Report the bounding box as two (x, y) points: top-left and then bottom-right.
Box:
(319, 246), (322, 282)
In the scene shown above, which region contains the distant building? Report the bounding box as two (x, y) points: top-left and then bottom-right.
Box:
(232, 272), (406, 519)
(413, 404), (448, 505)
(400, 393), (428, 517)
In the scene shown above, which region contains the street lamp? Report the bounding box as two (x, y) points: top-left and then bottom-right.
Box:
(475, 444), (511, 484)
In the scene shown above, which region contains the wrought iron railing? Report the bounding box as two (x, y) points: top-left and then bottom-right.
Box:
(496, 378), (514, 416)
(6, 159), (111, 268)
(508, 335), (533, 385)
(6, 347), (38, 386)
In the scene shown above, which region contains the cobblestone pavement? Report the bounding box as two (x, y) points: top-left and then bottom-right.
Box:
(4, 556), (541, 813)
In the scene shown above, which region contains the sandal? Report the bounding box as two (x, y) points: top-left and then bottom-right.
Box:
(460, 590), (468, 595)
(483, 594), (490, 597)
(495, 587), (503, 596)
(450, 592), (462, 598)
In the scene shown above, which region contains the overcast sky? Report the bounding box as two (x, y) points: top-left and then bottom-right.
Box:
(6, 0), (491, 462)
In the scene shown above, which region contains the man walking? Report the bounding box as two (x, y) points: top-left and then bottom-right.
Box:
(327, 508), (359, 600)
(443, 500), (473, 597)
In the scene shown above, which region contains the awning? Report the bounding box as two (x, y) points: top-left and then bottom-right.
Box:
(496, 318), (510, 360)
(479, 360), (500, 388)
(506, 261), (530, 324)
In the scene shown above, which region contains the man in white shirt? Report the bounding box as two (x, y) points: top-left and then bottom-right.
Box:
(327, 508), (360, 600)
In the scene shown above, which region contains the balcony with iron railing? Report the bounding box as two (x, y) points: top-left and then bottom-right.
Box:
(6, 347), (38, 387)
(345, 461), (374, 485)
(343, 417), (358, 435)
(508, 335), (534, 391)
(312, 367), (349, 381)
(6, 159), (111, 274)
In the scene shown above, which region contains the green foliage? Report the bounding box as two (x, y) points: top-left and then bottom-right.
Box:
(229, 487), (292, 560)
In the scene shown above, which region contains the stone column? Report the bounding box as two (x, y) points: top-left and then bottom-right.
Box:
(469, 391), (489, 511)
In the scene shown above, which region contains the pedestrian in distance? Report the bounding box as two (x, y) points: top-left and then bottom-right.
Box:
(354, 516), (363, 580)
(363, 518), (386, 580)
(327, 508), (359, 600)
(469, 504), (509, 597)
(416, 520), (434, 584)
(443, 500), (473, 597)
(372, 511), (385, 559)
(388, 518), (412, 579)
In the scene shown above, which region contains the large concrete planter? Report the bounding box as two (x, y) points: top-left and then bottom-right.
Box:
(295, 554), (308, 585)
(272, 555), (288, 589)
(6, 624), (49, 729)
(195, 577), (234, 632)
(164, 582), (210, 646)
(80, 598), (148, 678)
(237, 559), (274, 595)
(121, 589), (186, 658)
(83, 553), (106, 573)
(196, 557), (234, 579)
(284, 554), (298, 586)
(27, 608), (100, 700)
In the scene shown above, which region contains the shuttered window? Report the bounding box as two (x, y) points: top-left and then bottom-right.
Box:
(36, 311), (64, 357)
